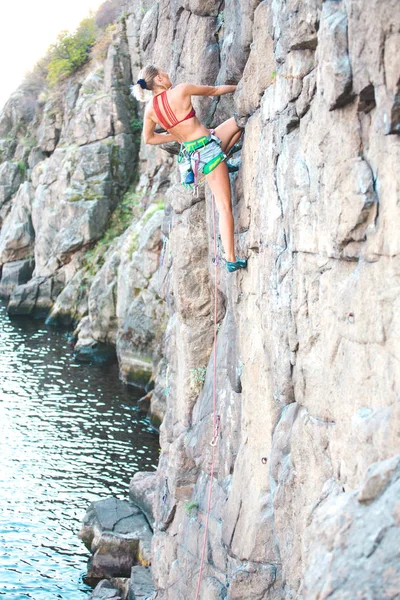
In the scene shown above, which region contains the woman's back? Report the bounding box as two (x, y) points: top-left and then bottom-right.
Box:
(145, 84), (210, 142)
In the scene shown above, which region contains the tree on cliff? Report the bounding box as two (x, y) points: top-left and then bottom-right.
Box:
(46, 16), (98, 86)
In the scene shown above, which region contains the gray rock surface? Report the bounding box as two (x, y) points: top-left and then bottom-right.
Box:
(80, 497), (153, 581)
(73, 315), (116, 364)
(0, 19), (140, 319)
(129, 566), (155, 600)
(135, 0), (400, 598)
(37, 99), (63, 153)
(303, 457), (400, 598)
(0, 161), (23, 221)
(89, 579), (122, 599)
(46, 267), (89, 326)
(30, 135), (133, 278)
(0, 258), (34, 298)
(8, 275), (64, 318)
(0, 181), (34, 264)
(129, 472), (157, 526)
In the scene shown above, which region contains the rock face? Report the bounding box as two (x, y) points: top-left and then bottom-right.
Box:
(302, 456), (400, 598)
(0, 5), (169, 399)
(2, 0), (400, 598)
(0, 16), (141, 318)
(0, 258), (34, 298)
(129, 471), (157, 525)
(130, 0), (399, 598)
(129, 566), (155, 600)
(89, 580), (122, 600)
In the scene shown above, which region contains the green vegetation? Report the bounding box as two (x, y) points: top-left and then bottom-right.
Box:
(22, 134), (36, 150)
(91, 23), (118, 62)
(130, 117), (143, 134)
(127, 231), (139, 259)
(46, 17), (98, 86)
(110, 143), (120, 173)
(126, 200), (164, 258)
(142, 200), (164, 225)
(185, 501), (199, 516)
(68, 187), (100, 202)
(17, 161), (27, 177)
(10, 160), (27, 177)
(21, 0), (126, 97)
(81, 84), (97, 96)
(190, 366), (207, 395)
(81, 186), (143, 278)
(131, 117), (143, 150)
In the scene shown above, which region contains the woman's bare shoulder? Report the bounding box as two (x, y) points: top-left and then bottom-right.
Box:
(144, 100), (156, 119)
(171, 83), (189, 96)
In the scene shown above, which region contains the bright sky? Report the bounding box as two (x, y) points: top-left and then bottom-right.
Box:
(0, 0), (106, 111)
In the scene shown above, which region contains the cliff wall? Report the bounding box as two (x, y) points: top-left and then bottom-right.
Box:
(145, 1), (400, 598)
(0, 0), (399, 598)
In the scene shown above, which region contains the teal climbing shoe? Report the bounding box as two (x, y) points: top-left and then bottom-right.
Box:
(226, 257), (248, 273)
(227, 163), (240, 174)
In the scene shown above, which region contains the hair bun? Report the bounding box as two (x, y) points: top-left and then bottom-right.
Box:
(137, 78), (147, 89)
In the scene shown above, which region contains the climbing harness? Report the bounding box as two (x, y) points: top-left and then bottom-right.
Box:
(194, 192), (220, 600)
(177, 144), (193, 187)
(178, 133), (227, 197)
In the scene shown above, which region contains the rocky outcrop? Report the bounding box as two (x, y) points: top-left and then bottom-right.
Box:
(2, 0), (400, 598)
(0, 181), (34, 265)
(0, 258), (34, 298)
(0, 5), (169, 398)
(303, 456), (400, 598)
(80, 497), (153, 583)
(88, 566), (155, 600)
(131, 0), (400, 598)
(89, 580), (122, 600)
(129, 471), (157, 525)
(0, 14), (142, 319)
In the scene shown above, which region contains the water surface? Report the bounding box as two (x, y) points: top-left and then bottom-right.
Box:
(0, 301), (159, 599)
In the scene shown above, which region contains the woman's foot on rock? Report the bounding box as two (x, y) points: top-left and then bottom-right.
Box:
(226, 257), (248, 273)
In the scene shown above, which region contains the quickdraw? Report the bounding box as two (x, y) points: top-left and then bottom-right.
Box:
(161, 477), (169, 504)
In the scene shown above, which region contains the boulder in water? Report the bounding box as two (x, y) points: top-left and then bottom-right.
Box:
(79, 497), (153, 583)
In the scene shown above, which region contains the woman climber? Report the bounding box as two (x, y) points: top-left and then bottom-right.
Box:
(131, 65), (247, 273)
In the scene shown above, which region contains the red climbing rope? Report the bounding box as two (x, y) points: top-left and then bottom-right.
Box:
(194, 193), (219, 600)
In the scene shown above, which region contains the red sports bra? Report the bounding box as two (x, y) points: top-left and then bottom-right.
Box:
(153, 90), (196, 130)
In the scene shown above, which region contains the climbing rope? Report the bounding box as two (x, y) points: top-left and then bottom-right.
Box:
(194, 192), (220, 600)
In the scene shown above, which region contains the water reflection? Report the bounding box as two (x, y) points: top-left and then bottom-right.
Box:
(0, 302), (159, 599)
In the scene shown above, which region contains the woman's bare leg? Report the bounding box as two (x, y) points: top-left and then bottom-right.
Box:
(205, 161), (236, 262)
(225, 129), (243, 154)
(213, 117), (243, 153)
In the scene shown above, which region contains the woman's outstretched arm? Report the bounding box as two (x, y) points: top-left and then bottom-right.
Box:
(177, 83), (237, 97)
